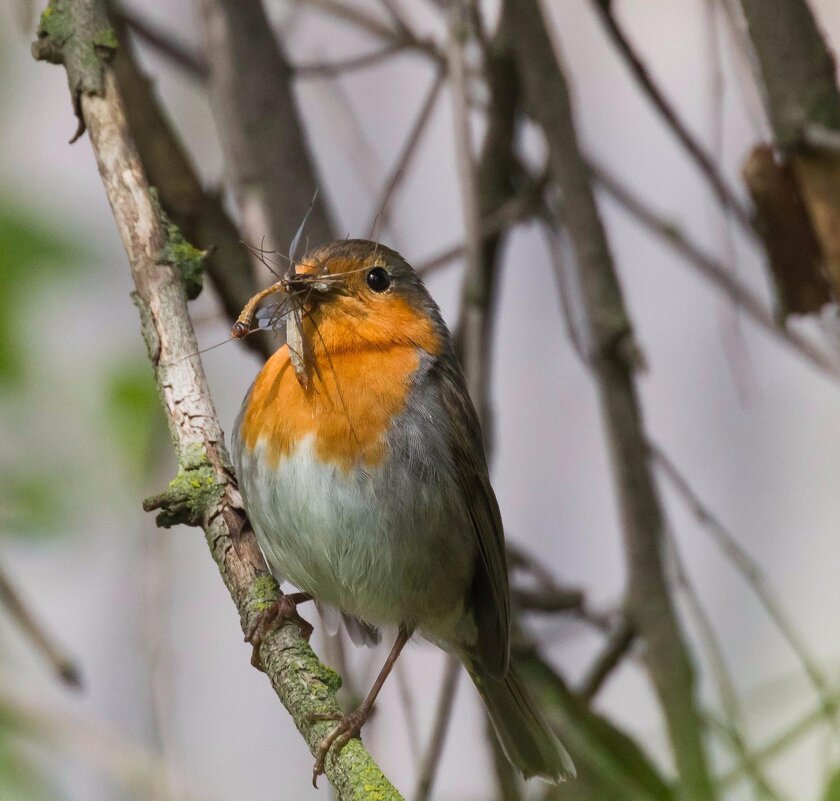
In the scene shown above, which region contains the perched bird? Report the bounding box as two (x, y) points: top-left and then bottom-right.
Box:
(232, 239), (574, 784)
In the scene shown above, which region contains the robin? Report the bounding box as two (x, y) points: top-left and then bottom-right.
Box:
(231, 239), (574, 785)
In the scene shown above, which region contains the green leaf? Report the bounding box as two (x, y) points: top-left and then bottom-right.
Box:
(822, 767), (840, 801)
(0, 728), (50, 801)
(0, 203), (86, 385)
(0, 474), (63, 537)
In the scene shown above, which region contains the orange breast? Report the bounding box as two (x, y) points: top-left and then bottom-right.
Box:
(240, 298), (441, 471)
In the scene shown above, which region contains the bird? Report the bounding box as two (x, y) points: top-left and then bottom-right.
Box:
(231, 239), (574, 786)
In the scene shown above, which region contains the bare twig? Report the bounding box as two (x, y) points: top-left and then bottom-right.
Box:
(413, 657), (461, 801)
(109, 11), (270, 360)
(447, 0), (485, 413)
(578, 620), (635, 703)
(542, 213), (588, 362)
(719, 693), (840, 790)
(367, 68), (446, 236)
(508, 2), (716, 797)
(416, 175), (545, 276)
(652, 443), (840, 731)
(295, 42), (409, 78)
(33, 8), (400, 795)
(113, 3), (207, 80)
(512, 585), (585, 614)
(198, 0), (334, 262)
(592, 160), (840, 381)
(0, 558), (80, 687)
(664, 532), (787, 801)
(393, 660), (422, 758)
(590, 0), (755, 236)
(286, 0), (442, 64)
(0, 684), (221, 801)
(804, 124), (840, 153)
(374, 0), (417, 42)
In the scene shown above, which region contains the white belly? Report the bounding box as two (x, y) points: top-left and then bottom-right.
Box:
(235, 434), (475, 634)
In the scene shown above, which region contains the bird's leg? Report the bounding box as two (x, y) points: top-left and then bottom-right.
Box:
(311, 625), (413, 786)
(246, 591), (313, 671)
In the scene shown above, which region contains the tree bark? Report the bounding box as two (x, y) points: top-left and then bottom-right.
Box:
(198, 0), (334, 263)
(33, 5), (401, 798)
(506, 2), (715, 799)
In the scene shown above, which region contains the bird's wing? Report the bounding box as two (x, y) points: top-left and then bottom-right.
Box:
(435, 357), (511, 678)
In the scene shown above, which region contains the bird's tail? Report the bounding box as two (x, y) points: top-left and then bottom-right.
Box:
(468, 660), (575, 784)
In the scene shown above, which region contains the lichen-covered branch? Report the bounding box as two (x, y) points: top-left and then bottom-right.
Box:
(32, 5), (401, 799)
(109, 9), (270, 360)
(506, 1), (715, 798)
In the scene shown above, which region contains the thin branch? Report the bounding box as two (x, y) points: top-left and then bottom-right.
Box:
(512, 585), (585, 614)
(577, 620), (635, 703)
(447, 0), (486, 415)
(542, 213), (589, 363)
(413, 657), (461, 801)
(0, 684), (221, 801)
(590, 0), (755, 236)
(592, 160), (840, 381)
(652, 443), (840, 731)
(665, 531), (788, 801)
(374, 0), (417, 42)
(718, 694), (840, 790)
(198, 0), (334, 260)
(33, 9), (401, 795)
(416, 174), (546, 276)
(804, 123), (840, 153)
(109, 11), (270, 360)
(287, 0), (442, 64)
(367, 68), (446, 236)
(295, 41), (409, 78)
(0, 558), (80, 687)
(705, 716), (787, 801)
(393, 660), (422, 758)
(508, 2), (716, 797)
(113, 3), (207, 80)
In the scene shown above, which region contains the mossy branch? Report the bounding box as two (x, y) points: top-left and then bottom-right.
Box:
(32, 4), (402, 799)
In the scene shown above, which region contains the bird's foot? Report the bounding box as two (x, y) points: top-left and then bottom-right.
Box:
(246, 591), (313, 671)
(310, 707), (371, 787)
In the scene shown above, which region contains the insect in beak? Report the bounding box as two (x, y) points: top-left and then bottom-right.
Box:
(231, 271), (334, 389)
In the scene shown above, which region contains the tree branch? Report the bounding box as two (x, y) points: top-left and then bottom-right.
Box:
(577, 620), (635, 703)
(33, 7), (401, 797)
(109, 10), (270, 360)
(112, 3), (207, 81)
(0, 558), (81, 687)
(412, 656), (460, 801)
(198, 0), (334, 260)
(737, 0), (840, 298)
(506, 1), (715, 797)
(590, 0), (754, 236)
(592, 160), (840, 380)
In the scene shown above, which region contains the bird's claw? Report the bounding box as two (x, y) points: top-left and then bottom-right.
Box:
(311, 708), (368, 787)
(245, 592), (313, 671)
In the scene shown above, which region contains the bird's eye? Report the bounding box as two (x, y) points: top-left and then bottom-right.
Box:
(366, 267), (391, 293)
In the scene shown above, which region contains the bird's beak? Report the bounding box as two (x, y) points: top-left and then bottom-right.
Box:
(286, 273), (345, 300)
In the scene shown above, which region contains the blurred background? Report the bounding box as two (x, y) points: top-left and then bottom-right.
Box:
(3, 0), (840, 799)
